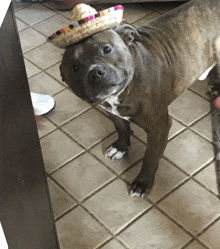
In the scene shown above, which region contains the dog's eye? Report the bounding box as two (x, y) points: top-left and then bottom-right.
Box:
(72, 65), (79, 72)
(103, 46), (112, 54)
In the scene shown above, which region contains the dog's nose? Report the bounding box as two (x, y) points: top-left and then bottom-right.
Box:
(88, 66), (105, 83)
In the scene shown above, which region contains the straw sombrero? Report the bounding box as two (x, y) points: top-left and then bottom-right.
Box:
(47, 4), (124, 48)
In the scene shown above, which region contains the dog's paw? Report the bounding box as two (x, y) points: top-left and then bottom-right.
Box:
(130, 178), (153, 198)
(105, 146), (127, 160)
(130, 184), (151, 198)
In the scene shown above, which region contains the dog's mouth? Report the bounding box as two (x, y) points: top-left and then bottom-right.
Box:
(87, 78), (128, 104)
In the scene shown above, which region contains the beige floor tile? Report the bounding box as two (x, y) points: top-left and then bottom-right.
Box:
(16, 18), (28, 31)
(52, 153), (115, 201)
(43, 0), (57, 10)
(33, 14), (70, 37)
(15, 3), (56, 26)
(24, 58), (41, 78)
(24, 43), (64, 70)
(191, 114), (212, 142)
(83, 179), (151, 234)
(194, 162), (219, 195)
(169, 119), (186, 140)
(56, 206), (111, 249)
(62, 108), (115, 149)
(184, 240), (207, 249)
(123, 3), (154, 24)
(47, 177), (77, 219)
(199, 219), (220, 249)
(158, 180), (220, 235)
(19, 27), (46, 53)
(118, 207), (191, 249)
(48, 89), (91, 126)
(46, 62), (65, 85)
(58, 10), (72, 20)
(164, 130), (214, 174)
(169, 89), (210, 126)
(40, 129), (84, 173)
(133, 12), (162, 27)
(13, 2), (33, 12)
(100, 239), (125, 249)
(189, 78), (209, 100)
(156, 2), (185, 14)
(37, 117), (57, 138)
(90, 133), (146, 174)
(28, 71), (65, 96)
(121, 162), (142, 183)
(122, 158), (187, 203)
(142, 2), (166, 12)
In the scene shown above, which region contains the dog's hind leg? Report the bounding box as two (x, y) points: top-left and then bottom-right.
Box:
(105, 112), (133, 160)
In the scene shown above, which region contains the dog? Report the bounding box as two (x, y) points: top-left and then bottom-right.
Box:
(60, 0), (220, 197)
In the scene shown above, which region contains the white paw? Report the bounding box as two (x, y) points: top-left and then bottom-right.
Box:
(105, 146), (127, 160)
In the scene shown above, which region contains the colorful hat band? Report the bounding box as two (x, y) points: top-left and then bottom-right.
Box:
(47, 5), (124, 42)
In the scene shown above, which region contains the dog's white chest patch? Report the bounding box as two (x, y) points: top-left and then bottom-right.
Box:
(100, 95), (130, 121)
(198, 63), (215, 80)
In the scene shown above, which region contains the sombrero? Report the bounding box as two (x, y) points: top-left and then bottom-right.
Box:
(47, 4), (124, 48)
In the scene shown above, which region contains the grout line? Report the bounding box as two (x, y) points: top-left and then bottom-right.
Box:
(44, 127), (117, 175)
(182, 238), (211, 249)
(192, 176), (220, 199)
(191, 159), (216, 177)
(114, 205), (155, 236)
(188, 86), (210, 102)
(96, 237), (130, 249)
(114, 204), (194, 242)
(47, 105), (93, 128)
(155, 206), (196, 237)
(47, 175), (79, 204)
(196, 216), (220, 237)
(155, 177), (191, 205)
(13, 2), (34, 12)
(167, 111), (212, 144)
(159, 156), (219, 199)
(189, 126), (213, 145)
(180, 238), (195, 249)
(131, 11), (162, 26)
(162, 156), (191, 177)
(181, 238), (210, 249)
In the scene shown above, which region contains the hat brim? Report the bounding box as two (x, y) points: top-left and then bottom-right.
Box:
(48, 5), (124, 48)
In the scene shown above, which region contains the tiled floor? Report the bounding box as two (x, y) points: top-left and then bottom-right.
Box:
(14, 1), (220, 248)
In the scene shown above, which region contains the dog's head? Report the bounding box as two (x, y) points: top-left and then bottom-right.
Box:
(60, 24), (142, 103)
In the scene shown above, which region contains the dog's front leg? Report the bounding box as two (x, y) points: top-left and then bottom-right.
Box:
(105, 112), (133, 160)
(131, 112), (172, 197)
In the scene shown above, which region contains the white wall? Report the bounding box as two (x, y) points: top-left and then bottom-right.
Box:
(0, 222), (8, 249)
(0, 0), (11, 27)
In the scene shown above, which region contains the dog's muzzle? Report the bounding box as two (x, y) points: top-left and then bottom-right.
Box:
(88, 66), (106, 84)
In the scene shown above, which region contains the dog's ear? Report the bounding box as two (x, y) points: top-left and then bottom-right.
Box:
(114, 24), (142, 46)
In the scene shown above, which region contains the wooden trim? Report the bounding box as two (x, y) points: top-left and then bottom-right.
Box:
(0, 3), (60, 249)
